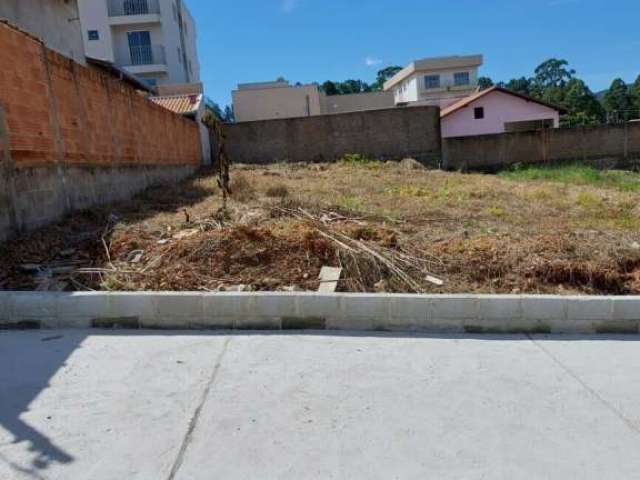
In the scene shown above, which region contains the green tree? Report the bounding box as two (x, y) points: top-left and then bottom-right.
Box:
(478, 76), (494, 90)
(533, 58), (575, 91)
(321, 80), (339, 96)
(560, 79), (604, 126)
(223, 105), (235, 123)
(500, 77), (533, 96)
(603, 78), (633, 121)
(371, 66), (402, 90)
(204, 97), (224, 121)
(629, 75), (640, 118)
(338, 79), (370, 94)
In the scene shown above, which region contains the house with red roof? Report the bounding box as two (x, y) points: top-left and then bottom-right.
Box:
(440, 86), (566, 138)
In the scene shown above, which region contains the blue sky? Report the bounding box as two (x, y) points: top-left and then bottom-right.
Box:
(188, 0), (640, 106)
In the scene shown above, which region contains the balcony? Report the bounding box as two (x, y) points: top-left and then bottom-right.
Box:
(107, 0), (161, 25)
(116, 45), (167, 74)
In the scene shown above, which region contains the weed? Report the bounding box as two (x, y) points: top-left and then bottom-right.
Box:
(486, 206), (507, 218)
(337, 195), (365, 212)
(265, 184), (289, 198)
(527, 187), (554, 201)
(339, 153), (374, 165)
(230, 173), (256, 203)
(576, 192), (603, 209)
(386, 186), (431, 198)
(500, 163), (640, 192)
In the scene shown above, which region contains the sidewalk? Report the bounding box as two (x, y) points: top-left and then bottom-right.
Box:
(2, 330), (640, 479)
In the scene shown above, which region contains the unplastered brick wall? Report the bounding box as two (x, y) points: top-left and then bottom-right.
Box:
(0, 21), (201, 242)
(0, 20), (201, 168)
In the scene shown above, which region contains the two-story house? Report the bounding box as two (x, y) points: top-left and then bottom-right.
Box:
(383, 55), (483, 108)
(77, 0), (200, 87)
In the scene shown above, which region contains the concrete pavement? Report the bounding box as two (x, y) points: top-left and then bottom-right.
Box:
(1, 330), (640, 479)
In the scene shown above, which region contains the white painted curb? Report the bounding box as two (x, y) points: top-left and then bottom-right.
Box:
(1, 292), (639, 334)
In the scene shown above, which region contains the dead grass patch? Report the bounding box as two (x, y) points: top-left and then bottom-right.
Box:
(2, 161), (639, 294)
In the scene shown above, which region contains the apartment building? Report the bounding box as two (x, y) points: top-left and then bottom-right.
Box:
(232, 80), (395, 123)
(384, 55), (483, 108)
(77, 0), (200, 87)
(0, 0), (86, 64)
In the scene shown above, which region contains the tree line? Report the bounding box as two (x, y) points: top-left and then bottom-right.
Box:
(320, 59), (640, 127)
(478, 59), (640, 126)
(209, 59), (640, 126)
(319, 66), (403, 95)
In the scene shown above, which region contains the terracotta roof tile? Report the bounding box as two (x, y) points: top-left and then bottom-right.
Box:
(149, 94), (202, 115)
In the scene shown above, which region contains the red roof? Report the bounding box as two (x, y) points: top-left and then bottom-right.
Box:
(149, 94), (202, 116)
(440, 86), (566, 118)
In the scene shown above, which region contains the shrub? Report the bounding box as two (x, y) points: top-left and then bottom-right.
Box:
(230, 173), (256, 203)
(265, 184), (289, 198)
(339, 153), (373, 165)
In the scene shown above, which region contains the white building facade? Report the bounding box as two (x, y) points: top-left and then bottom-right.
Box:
(77, 0), (200, 87)
(0, 0), (86, 64)
(384, 55), (483, 108)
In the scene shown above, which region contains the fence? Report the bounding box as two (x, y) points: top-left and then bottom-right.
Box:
(0, 21), (201, 243)
(224, 106), (442, 165)
(107, 0), (160, 16)
(119, 45), (166, 67)
(442, 122), (640, 171)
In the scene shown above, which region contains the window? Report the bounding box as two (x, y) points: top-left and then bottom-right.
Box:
(127, 31), (152, 65)
(454, 72), (470, 86)
(189, 60), (193, 75)
(424, 75), (440, 89)
(143, 78), (158, 87)
(87, 30), (99, 41)
(474, 107), (484, 119)
(177, 47), (182, 63)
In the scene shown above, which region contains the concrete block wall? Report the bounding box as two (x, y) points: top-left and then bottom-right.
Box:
(1, 164), (196, 239)
(0, 21), (202, 242)
(442, 122), (640, 171)
(1, 292), (639, 335)
(225, 106), (442, 166)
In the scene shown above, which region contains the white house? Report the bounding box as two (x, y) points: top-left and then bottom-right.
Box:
(77, 0), (200, 88)
(383, 55), (483, 108)
(441, 86), (565, 138)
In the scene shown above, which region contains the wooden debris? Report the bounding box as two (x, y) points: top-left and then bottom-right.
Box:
(172, 228), (199, 240)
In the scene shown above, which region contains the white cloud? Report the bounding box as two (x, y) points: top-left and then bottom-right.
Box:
(281, 0), (299, 13)
(365, 56), (382, 67)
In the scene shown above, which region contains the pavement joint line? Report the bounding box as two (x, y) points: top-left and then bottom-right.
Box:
(526, 334), (640, 436)
(166, 336), (232, 480)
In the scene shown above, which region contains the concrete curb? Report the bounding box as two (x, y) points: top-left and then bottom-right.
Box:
(1, 292), (639, 334)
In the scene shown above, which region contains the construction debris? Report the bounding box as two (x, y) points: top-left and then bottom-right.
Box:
(1, 162), (639, 295)
(318, 266), (342, 293)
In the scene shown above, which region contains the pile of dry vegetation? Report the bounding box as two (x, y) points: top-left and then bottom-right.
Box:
(1, 160), (639, 294)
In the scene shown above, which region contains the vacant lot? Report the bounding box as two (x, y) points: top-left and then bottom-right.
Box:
(1, 160), (639, 294)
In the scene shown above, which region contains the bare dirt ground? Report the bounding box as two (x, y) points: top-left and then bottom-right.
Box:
(1, 160), (639, 294)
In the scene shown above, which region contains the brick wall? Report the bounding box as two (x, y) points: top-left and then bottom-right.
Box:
(442, 123), (640, 171)
(225, 106), (442, 166)
(0, 21), (201, 242)
(0, 20), (201, 168)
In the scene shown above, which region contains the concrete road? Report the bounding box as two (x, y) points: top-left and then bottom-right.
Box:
(1, 331), (640, 479)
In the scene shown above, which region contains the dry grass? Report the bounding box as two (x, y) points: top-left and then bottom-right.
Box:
(1, 162), (639, 294)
